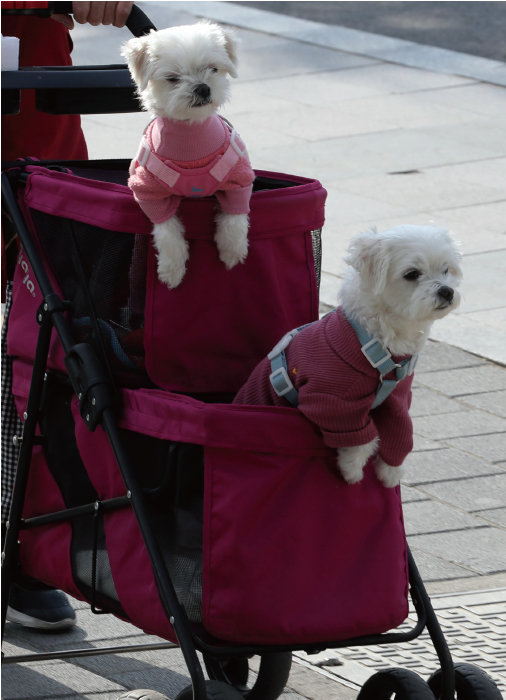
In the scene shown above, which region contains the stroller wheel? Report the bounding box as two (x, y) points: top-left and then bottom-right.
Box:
(428, 662), (502, 699)
(203, 652), (292, 700)
(175, 679), (244, 699)
(357, 668), (435, 699)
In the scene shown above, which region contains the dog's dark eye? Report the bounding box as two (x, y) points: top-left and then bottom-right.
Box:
(404, 269), (421, 281)
(210, 66), (218, 73)
(165, 75), (180, 83)
(443, 267), (449, 275)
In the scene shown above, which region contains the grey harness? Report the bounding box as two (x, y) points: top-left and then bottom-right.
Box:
(268, 312), (418, 409)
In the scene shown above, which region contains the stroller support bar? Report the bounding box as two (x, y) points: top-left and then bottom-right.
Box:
(64, 343), (116, 431)
(2, 641), (178, 666)
(21, 495), (132, 530)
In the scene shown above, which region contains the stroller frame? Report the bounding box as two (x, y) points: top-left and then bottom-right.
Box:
(2, 167), (454, 699)
(1, 5), (501, 699)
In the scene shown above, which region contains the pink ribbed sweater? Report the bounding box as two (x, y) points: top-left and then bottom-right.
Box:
(233, 308), (414, 467)
(128, 115), (255, 224)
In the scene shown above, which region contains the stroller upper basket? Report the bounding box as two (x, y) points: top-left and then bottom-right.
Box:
(8, 161), (325, 395)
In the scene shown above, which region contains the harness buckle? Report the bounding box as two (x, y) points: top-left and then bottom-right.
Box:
(269, 366), (295, 399)
(361, 337), (392, 369)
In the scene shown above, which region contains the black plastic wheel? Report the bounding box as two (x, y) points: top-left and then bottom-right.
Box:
(357, 668), (436, 699)
(203, 652), (292, 700)
(175, 679), (244, 700)
(204, 656), (250, 692)
(428, 663), (502, 699)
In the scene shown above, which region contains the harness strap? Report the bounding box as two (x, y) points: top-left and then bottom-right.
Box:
(209, 129), (246, 182)
(267, 313), (417, 409)
(267, 328), (305, 407)
(346, 315), (418, 409)
(136, 138), (181, 188)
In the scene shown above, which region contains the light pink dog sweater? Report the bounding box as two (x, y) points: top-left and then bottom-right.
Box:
(128, 115), (255, 223)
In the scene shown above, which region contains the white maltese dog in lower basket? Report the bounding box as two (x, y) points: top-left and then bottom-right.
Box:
(234, 225), (462, 487)
(122, 21), (255, 288)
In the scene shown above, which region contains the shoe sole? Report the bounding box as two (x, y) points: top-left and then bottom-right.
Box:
(6, 605), (76, 631)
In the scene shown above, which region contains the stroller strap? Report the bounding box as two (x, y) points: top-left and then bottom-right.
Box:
(268, 312), (417, 410)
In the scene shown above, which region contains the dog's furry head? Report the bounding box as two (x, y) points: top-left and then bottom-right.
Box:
(121, 21), (238, 122)
(340, 225), (463, 354)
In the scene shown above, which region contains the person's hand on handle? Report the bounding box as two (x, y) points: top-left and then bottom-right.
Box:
(52, 1), (134, 30)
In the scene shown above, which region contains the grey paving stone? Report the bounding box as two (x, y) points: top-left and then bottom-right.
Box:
(400, 485), (430, 503)
(1, 659), (124, 698)
(412, 434), (443, 452)
(476, 507), (506, 527)
(288, 660), (357, 700)
(402, 499), (484, 536)
(417, 473), (506, 512)
(238, 39), (375, 81)
(445, 433), (506, 463)
(416, 340), (488, 373)
(460, 390), (506, 419)
(413, 409), (506, 440)
(415, 365), (506, 397)
(410, 386), (462, 417)
(408, 527), (506, 575)
(403, 448), (502, 485)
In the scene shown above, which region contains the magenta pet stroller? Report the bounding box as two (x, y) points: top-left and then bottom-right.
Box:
(1, 5), (502, 700)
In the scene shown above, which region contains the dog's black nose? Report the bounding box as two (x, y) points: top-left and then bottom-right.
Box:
(438, 285), (454, 303)
(194, 83), (211, 100)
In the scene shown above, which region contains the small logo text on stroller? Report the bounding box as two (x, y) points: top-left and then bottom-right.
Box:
(18, 251), (36, 298)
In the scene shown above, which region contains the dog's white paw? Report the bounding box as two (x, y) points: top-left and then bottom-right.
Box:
(215, 212), (249, 269)
(337, 438), (378, 484)
(152, 217), (189, 289)
(375, 459), (403, 488)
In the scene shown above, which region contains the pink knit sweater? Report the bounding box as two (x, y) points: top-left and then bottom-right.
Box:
(233, 308), (414, 467)
(128, 115), (255, 224)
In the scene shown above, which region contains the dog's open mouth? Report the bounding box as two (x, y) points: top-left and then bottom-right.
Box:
(191, 97), (212, 108)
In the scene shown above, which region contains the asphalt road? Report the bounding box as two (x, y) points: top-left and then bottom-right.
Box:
(237, 1), (506, 62)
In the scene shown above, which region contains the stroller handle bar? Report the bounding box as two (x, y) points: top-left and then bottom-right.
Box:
(1, 3), (157, 114)
(1, 2), (156, 37)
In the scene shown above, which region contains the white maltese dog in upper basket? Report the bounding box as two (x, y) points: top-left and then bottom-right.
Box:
(234, 225), (463, 488)
(122, 21), (255, 288)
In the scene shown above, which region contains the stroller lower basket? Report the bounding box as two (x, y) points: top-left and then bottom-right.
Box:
(13, 362), (409, 646)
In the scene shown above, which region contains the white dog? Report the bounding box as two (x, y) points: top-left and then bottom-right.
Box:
(122, 22), (255, 288)
(234, 225), (462, 487)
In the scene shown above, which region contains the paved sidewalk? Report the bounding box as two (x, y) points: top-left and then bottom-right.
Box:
(2, 1), (506, 698)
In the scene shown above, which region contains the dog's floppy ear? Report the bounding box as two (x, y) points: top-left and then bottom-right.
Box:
(345, 228), (390, 295)
(221, 27), (239, 78)
(121, 34), (153, 91)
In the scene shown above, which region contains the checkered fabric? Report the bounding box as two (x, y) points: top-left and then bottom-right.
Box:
(1, 282), (23, 523)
